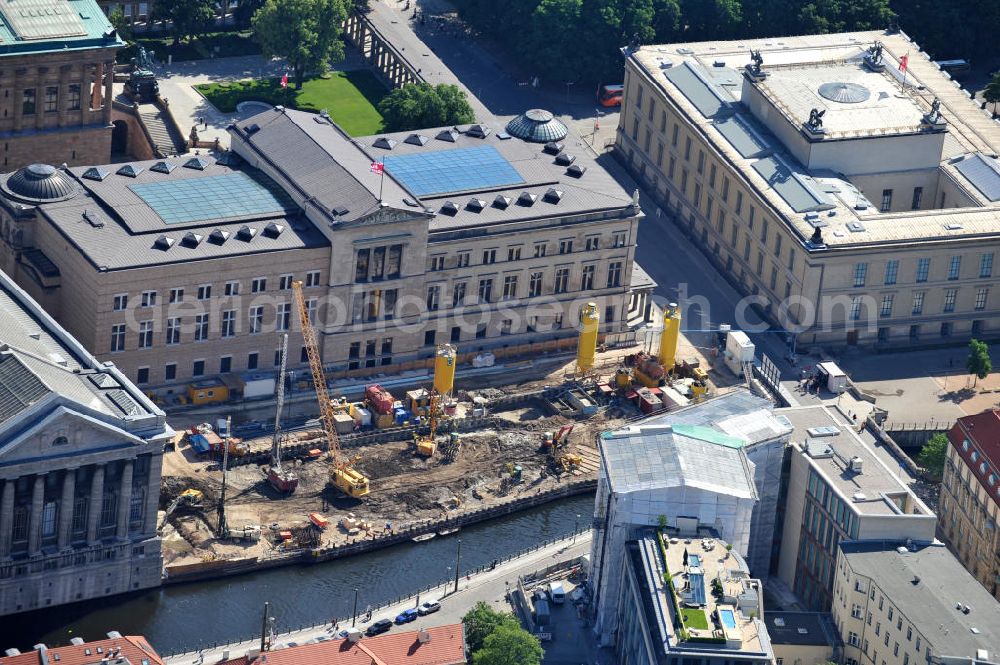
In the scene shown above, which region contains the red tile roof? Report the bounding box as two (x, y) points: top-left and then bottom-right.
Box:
(0, 636), (165, 665)
(220, 624), (466, 665)
(949, 409), (1000, 508)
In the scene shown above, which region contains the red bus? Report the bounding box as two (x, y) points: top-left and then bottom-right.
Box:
(597, 83), (624, 107)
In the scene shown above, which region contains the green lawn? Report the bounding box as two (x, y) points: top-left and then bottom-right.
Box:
(680, 608), (709, 631)
(195, 70), (387, 136)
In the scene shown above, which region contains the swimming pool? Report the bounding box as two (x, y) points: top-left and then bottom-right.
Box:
(688, 554), (702, 568)
(719, 608), (737, 630)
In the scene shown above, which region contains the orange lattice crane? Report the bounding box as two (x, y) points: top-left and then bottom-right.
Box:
(292, 281), (370, 498)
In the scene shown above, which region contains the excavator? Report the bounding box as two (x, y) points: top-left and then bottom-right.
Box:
(267, 333), (298, 494)
(292, 281), (370, 498)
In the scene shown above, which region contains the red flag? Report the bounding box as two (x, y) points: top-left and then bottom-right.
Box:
(370, 161), (384, 175)
(280, 72), (289, 88)
(898, 53), (909, 73)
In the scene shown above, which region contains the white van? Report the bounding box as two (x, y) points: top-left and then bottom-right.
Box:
(548, 582), (566, 604)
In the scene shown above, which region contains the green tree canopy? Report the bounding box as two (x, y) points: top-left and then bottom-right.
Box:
(377, 83), (475, 132)
(472, 622), (544, 665)
(917, 432), (948, 476)
(152, 0), (215, 45)
(108, 7), (133, 41)
(252, 0), (347, 89)
(984, 71), (1000, 113)
(462, 602), (519, 654)
(966, 339), (992, 386)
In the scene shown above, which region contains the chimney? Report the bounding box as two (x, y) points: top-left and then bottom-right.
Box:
(417, 629), (432, 644)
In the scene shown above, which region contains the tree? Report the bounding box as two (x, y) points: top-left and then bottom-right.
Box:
(984, 71), (1000, 117)
(472, 623), (544, 665)
(966, 338), (992, 387)
(253, 0), (348, 89)
(151, 0), (215, 45)
(377, 83), (475, 131)
(462, 602), (519, 654)
(108, 7), (133, 41)
(917, 433), (948, 476)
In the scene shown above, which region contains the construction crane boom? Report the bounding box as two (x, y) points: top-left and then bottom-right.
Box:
(292, 281), (370, 497)
(272, 333), (289, 468)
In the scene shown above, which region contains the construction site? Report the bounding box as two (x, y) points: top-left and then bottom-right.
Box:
(157, 295), (750, 579)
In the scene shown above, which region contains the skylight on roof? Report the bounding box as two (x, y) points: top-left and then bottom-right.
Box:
(382, 146), (524, 196)
(82, 167), (109, 182)
(129, 172), (295, 225)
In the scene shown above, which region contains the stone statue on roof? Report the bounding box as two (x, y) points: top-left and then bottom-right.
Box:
(807, 108), (826, 130)
(749, 49), (763, 75)
(867, 41), (884, 65)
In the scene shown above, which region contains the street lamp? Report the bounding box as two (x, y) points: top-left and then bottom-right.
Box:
(453, 538), (462, 594)
(564, 80), (575, 102)
(351, 587), (359, 627)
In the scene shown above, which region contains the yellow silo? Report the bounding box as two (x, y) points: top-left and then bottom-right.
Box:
(577, 302), (600, 373)
(433, 344), (456, 395)
(658, 302), (681, 373)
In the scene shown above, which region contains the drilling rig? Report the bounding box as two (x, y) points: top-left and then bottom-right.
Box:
(292, 281), (370, 498)
(267, 333), (298, 494)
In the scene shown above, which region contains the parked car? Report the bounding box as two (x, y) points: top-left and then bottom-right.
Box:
(395, 608), (419, 624)
(366, 619), (393, 636)
(417, 600), (441, 615)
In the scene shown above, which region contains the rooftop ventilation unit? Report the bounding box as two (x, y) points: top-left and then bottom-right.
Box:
(332, 206), (349, 217)
(849, 456), (864, 473)
(184, 157), (210, 171)
(543, 141), (563, 155)
(466, 124), (491, 138)
(853, 492), (867, 502)
(245, 123), (260, 135)
(517, 192), (538, 206)
(208, 229), (230, 244)
(149, 161), (176, 174)
(440, 201), (459, 216)
(153, 235), (175, 251)
(116, 164), (143, 178)
(107, 633), (122, 640)
(847, 221), (866, 233)
(493, 194), (511, 209)
(70, 638), (85, 646)
(82, 167), (109, 181)
(567, 164), (587, 178)
(182, 232), (204, 247)
(804, 440), (834, 458)
(404, 133), (429, 146)
(543, 188), (563, 203)
(82, 209), (104, 228)
(372, 137), (397, 150)
(554, 152), (576, 166)
(4, 650), (21, 657)
(237, 226), (257, 241)
(436, 129), (459, 142)
(467, 198), (486, 212)
(263, 222), (285, 238)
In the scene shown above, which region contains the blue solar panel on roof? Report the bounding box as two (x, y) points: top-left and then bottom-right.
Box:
(383, 146), (525, 196)
(129, 172), (295, 225)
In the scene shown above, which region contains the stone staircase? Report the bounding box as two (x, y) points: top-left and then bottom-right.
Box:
(137, 103), (186, 157)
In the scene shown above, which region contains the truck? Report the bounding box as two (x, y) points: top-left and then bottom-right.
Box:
(548, 582), (566, 604)
(534, 598), (551, 627)
(816, 361), (848, 393)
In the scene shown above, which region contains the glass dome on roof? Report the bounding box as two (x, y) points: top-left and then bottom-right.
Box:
(2, 163), (78, 203)
(505, 109), (568, 143)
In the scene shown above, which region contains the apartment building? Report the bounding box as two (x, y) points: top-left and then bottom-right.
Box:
(0, 0), (123, 171)
(938, 409), (1000, 599)
(615, 530), (774, 665)
(619, 30), (1000, 348)
(590, 404), (759, 644)
(0, 107), (642, 389)
(833, 541), (1000, 665)
(0, 269), (171, 616)
(776, 405), (936, 611)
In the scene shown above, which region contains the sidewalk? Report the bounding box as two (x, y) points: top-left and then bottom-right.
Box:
(163, 531), (593, 664)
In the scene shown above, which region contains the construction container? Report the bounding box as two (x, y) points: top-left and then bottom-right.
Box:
(576, 302), (600, 372)
(407, 388), (429, 412)
(659, 303), (682, 371)
(374, 412), (394, 429)
(366, 384), (395, 414)
(434, 344), (457, 395)
(351, 405), (372, 428)
(333, 412), (355, 435)
(660, 385), (690, 411)
(309, 513), (329, 530)
(636, 388), (660, 414)
(394, 407), (410, 425)
(242, 373), (276, 399)
(724, 330), (755, 377)
(186, 378), (229, 405)
(443, 400), (458, 416)
(817, 361), (848, 393)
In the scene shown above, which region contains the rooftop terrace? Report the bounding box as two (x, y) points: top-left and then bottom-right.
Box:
(632, 531), (772, 657)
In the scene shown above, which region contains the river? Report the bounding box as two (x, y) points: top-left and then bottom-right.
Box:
(4, 494), (594, 654)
